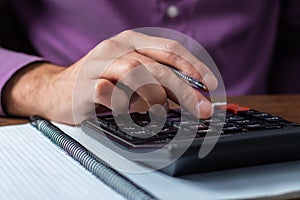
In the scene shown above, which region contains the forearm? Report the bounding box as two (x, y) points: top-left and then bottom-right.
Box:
(2, 62), (65, 118)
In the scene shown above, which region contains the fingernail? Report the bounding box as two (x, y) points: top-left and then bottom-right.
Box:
(197, 100), (213, 118)
(203, 72), (218, 90)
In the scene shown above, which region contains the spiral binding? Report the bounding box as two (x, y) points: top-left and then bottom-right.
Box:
(38, 120), (156, 200)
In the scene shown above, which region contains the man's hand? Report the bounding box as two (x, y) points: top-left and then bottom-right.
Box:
(2, 30), (218, 125)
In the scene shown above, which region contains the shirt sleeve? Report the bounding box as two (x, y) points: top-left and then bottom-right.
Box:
(269, 0), (300, 93)
(0, 48), (45, 116)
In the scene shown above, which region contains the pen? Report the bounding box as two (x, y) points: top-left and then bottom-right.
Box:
(29, 115), (156, 200)
(168, 66), (208, 91)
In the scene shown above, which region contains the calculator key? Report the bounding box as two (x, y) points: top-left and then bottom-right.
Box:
(287, 123), (300, 127)
(222, 125), (243, 133)
(252, 113), (272, 118)
(96, 118), (110, 127)
(203, 118), (223, 124)
(172, 118), (198, 128)
(180, 120), (200, 126)
(119, 126), (137, 131)
(109, 123), (118, 131)
(234, 119), (257, 125)
(99, 115), (115, 122)
(144, 123), (163, 129)
(167, 112), (180, 118)
(166, 117), (181, 126)
(97, 116), (115, 126)
(213, 112), (226, 119)
(184, 123), (208, 131)
(226, 115), (245, 121)
(157, 126), (178, 136)
(263, 116), (284, 122)
(135, 120), (151, 126)
(146, 138), (172, 145)
(245, 124), (265, 130)
(220, 103), (250, 114)
(238, 109), (261, 116)
(125, 130), (155, 139)
(264, 124), (282, 129)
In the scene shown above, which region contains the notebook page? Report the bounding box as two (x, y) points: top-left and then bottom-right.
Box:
(56, 123), (300, 200)
(0, 124), (125, 200)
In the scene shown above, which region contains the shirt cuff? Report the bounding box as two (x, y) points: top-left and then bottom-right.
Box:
(0, 48), (45, 116)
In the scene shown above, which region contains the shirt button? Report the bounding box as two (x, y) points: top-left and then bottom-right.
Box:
(166, 5), (179, 18)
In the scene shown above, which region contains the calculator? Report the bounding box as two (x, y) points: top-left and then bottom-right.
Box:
(82, 104), (300, 176)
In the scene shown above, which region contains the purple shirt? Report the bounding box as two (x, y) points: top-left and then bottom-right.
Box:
(1, 0), (300, 115)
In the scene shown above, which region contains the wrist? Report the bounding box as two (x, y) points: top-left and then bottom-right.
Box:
(2, 62), (65, 118)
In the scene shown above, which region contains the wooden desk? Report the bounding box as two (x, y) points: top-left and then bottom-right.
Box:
(0, 116), (28, 126)
(0, 94), (299, 126)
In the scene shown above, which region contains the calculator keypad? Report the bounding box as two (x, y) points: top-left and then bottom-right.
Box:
(94, 104), (299, 146)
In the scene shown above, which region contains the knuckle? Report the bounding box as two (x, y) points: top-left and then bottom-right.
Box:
(180, 87), (195, 103)
(92, 39), (119, 59)
(122, 30), (135, 36)
(165, 40), (181, 52)
(181, 88), (191, 101)
(165, 51), (181, 64)
(124, 59), (142, 72)
(164, 40), (187, 64)
(117, 30), (136, 40)
(98, 39), (117, 50)
(151, 64), (169, 80)
(95, 80), (111, 97)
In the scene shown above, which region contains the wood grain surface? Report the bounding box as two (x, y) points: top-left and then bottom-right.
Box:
(0, 94), (299, 126)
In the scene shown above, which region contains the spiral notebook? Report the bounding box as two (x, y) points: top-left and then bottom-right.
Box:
(2, 123), (300, 200)
(0, 124), (126, 200)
